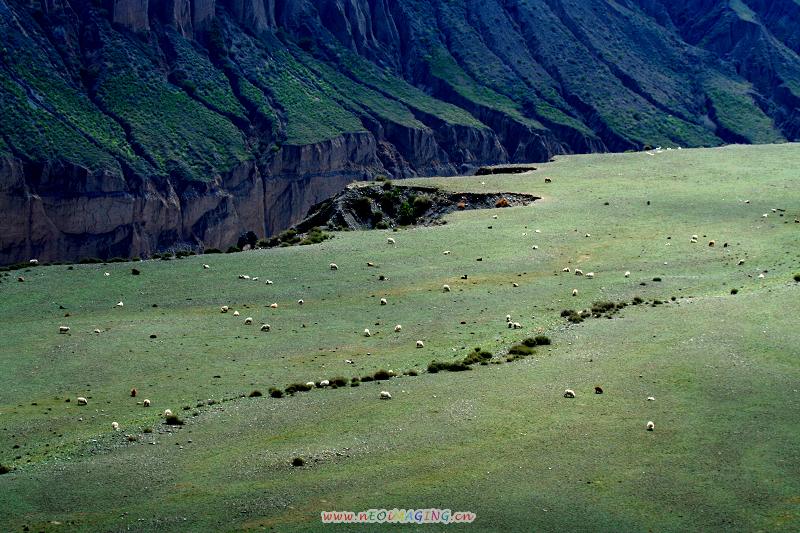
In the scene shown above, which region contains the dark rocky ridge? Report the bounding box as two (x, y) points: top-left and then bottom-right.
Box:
(0, 0), (798, 264)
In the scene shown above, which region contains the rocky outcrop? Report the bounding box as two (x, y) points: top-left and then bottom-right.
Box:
(112, 0), (149, 32)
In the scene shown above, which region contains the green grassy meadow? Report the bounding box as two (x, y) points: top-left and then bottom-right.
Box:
(1, 144), (799, 532)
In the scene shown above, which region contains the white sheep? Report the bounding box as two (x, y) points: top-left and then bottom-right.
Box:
(737, 259), (745, 265)
(572, 288), (578, 296)
(221, 306), (229, 313)
(416, 340), (424, 348)
(531, 245), (538, 250)
(77, 396), (88, 405)
(244, 317), (253, 325)
(762, 213), (769, 218)
(345, 359), (354, 364)
(364, 328), (371, 337)
(111, 421), (120, 431)
(104, 272), (110, 277)
(492, 214), (498, 219)
(242, 275), (251, 280)
(143, 399), (151, 407)
(506, 314), (512, 322)
(233, 310), (240, 317)
(443, 284), (451, 292)
(563, 389), (575, 398)
(93, 328), (101, 334)
(260, 324), (271, 332)
(690, 238), (698, 243)
(647, 396), (655, 401)
(59, 326), (70, 334)
(380, 298), (387, 305)
(380, 391), (392, 400)
(624, 271), (631, 277)
(512, 322), (522, 329)
(164, 409), (173, 417)
(29, 259), (38, 265)
(758, 273), (765, 279)
(585, 272), (595, 279)
(116, 301), (124, 307)
(646, 421), (655, 431)
(319, 379), (330, 387)
(270, 303), (278, 309)
(585, 233), (591, 238)
(203, 264), (210, 269)
(330, 263), (338, 270)
(575, 269), (584, 276)
(394, 325), (402, 332)
(387, 237), (396, 245)
(305, 381), (316, 388)
(692, 234), (699, 240)
(298, 299), (304, 305)
(562, 267), (571, 273)
(252, 277), (259, 281)
(512, 282), (519, 287)
(443, 250), (451, 255)
(265, 280), (274, 285)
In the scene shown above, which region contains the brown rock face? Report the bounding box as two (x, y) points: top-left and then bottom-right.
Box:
(112, 0), (150, 32)
(157, 0), (194, 38)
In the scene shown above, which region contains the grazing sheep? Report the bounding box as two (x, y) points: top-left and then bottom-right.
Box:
(562, 267), (571, 273)
(572, 289), (578, 296)
(143, 399), (151, 407)
(266, 280), (274, 285)
(29, 259), (38, 265)
(506, 314), (512, 322)
(260, 324), (271, 332)
(380, 298), (387, 305)
(59, 326), (70, 334)
(111, 421), (119, 431)
(116, 301), (124, 307)
(531, 245), (538, 250)
(758, 273), (765, 279)
(443, 284), (451, 292)
(221, 306), (229, 313)
(575, 269), (584, 276)
(544, 177), (552, 183)
(306, 381), (316, 388)
(738, 259), (745, 266)
(625, 271), (631, 277)
(233, 311), (240, 317)
(380, 391), (392, 400)
(594, 386), (604, 394)
(298, 299), (304, 305)
(563, 389), (575, 398)
(461, 274), (468, 279)
(330, 263), (338, 270)
(242, 275), (251, 280)
(270, 303), (278, 309)
(692, 234), (699, 240)
(244, 317), (253, 325)
(130, 388), (137, 397)
(203, 264), (210, 269)
(443, 251), (451, 255)
(345, 359), (354, 364)
(647, 396), (655, 401)
(387, 237), (396, 245)
(646, 421), (655, 431)
(17, 276), (24, 282)
(93, 328), (101, 334)
(585, 272), (595, 279)
(394, 324), (402, 332)
(252, 277), (259, 281)
(164, 409), (172, 417)
(585, 233), (591, 238)
(708, 240), (715, 247)
(319, 380), (330, 387)
(690, 238), (698, 243)
(77, 397), (88, 405)
(416, 340), (424, 348)
(512, 282), (519, 287)
(492, 214), (498, 219)
(512, 322), (522, 329)
(507, 321), (513, 329)
(762, 213), (769, 218)
(104, 272), (110, 277)
(364, 329), (371, 337)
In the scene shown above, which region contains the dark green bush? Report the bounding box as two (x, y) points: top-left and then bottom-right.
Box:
(508, 344), (534, 356)
(248, 390), (263, 397)
(205, 248), (222, 254)
(285, 382), (313, 394)
(632, 296), (644, 305)
(730, 288), (738, 295)
(269, 387), (284, 398)
(291, 457), (305, 467)
(225, 246), (241, 254)
(794, 273), (800, 282)
(330, 376), (348, 387)
(360, 375), (374, 382)
(164, 414), (184, 426)
(427, 360), (470, 373)
(375, 220), (389, 229)
(373, 369), (392, 381)
(463, 349), (493, 365)
(0, 464), (12, 475)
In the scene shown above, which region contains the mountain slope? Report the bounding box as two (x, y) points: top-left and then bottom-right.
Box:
(0, 0), (798, 264)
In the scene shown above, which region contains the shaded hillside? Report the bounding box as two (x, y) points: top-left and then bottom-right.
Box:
(0, 0), (797, 264)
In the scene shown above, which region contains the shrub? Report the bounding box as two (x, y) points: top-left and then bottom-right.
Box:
(427, 360), (470, 373)
(375, 174), (388, 182)
(405, 370), (419, 377)
(730, 288), (738, 295)
(349, 197), (373, 219)
(652, 277), (662, 282)
(249, 390), (263, 397)
(375, 220), (389, 229)
(381, 180), (393, 190)
(291, 457), (305, 467)
(632, 296), (644, 305)
(373, 369), (392, 381)
(463, 349), (493, 365)
(360, 375), (374, 382)
(533, 335), (551, 346)
(205, 248), (222, 254)
(330, 376), (348, 387)
(225, 246), (241, 254)
(285, 383), (313, 394)
(413, 194), (433, 216)
(0, 464), (12, 475)
(164, 414), (184, 426)
(269, 387), (284, 398)
(508, 344), (534, 356)
(794, 273), (800, 282)
(591, 301), (616, 314)
(397, 200), (416, 225)
(126, 435), (138, 442)
(495, 197), (510, 208)
(142, 427), (153, 434)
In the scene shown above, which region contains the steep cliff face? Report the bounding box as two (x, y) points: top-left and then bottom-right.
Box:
(0, 0), (798, 264)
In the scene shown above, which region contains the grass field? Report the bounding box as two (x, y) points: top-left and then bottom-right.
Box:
(1, 144), (799, 532)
